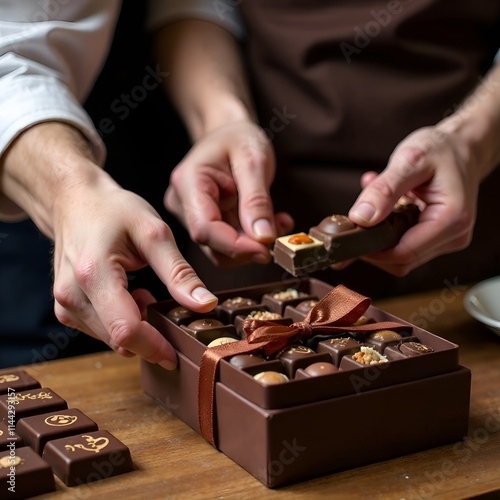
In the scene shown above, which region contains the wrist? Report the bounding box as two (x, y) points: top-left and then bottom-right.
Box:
(1, 122), (107, 238)
(187, 93), (256, 142)
(437, 70), (500, 181)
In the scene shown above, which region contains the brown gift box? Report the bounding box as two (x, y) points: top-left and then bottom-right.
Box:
(141, 278), (470, 488)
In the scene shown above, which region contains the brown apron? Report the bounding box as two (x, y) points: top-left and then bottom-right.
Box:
(189, 1), (500, 298)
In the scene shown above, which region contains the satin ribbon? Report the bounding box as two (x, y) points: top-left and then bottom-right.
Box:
(198, 284), (407, 447)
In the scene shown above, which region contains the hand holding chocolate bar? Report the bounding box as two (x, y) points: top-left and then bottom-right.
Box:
(272, 197), (419, 276)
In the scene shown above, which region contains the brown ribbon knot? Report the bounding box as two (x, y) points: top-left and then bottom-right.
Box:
(198, 284), (407, 447)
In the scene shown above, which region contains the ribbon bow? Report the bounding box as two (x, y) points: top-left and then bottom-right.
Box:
(198, 284), (407, 446)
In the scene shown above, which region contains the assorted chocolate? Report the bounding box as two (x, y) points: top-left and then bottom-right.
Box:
(272, 196), (420, 275)
(155, 284), (437, 391)
(0, 368), (133, 496)
(143, 277), (470, 488)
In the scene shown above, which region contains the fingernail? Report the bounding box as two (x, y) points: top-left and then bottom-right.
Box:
(253, 219), (274, 239)
(253, 253), (271, 264)
(191, 286), (218, 304)
(351, 202), (376, 223)
(159, 358), (177, 371)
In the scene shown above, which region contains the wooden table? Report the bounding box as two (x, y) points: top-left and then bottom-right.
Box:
(25, 284), (500, 499)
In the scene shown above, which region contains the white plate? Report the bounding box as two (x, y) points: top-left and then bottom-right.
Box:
(463, 276), (500, 336)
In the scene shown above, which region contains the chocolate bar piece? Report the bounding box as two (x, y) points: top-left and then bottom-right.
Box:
(0, 446), (55, 499)
(0, 369), (40, 395)
(0, 388), (67, 424)
(272, 198), (419, 276)
(16, 408), (99, 455)
(43, 429), (133, 486)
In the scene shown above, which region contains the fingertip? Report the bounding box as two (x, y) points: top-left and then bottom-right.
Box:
(159, 358), (177, 370)
(252, 218), (275, 242)
(191, 286), (219, 311)
(349, 202), (376, 224)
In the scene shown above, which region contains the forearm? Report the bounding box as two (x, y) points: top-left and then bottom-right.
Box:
(437, 63), (500, 181)
(0, 122), (115, 239)
(154, 19), (256, 141)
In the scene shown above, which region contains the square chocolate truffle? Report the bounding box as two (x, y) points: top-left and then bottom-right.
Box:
(43, 430), (133, 486)
(0, 446), (55, 499)
(0, 388), (67, 424)
(0, 369), (40, 396)
(272, 233), (328, 276)
(17, 408), (99, 455)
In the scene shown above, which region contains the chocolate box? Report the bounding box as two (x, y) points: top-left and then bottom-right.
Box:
(141, 278), (470, 488)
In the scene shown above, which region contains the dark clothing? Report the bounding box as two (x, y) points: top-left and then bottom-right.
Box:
(188, 1), (500, 297)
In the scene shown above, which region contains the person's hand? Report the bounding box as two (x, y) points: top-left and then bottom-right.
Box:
(51, 178), (218, 370)
(164, 120), (294, 267)
(347, 125), (481, 275)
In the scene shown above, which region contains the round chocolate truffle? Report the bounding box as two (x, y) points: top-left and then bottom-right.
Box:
(207, 337), (239, 348)
(253, 371), (289, 385)
(187, 318), (225, 331)
(229, 353), (265, 369)
(317, 214), (356, 235)
(304, 362), (339, 377)
(352, 315), (372, 326)
(221, 296), (257, 310)
(167, 306), (195, 320)
(278, 344), (315, 360)
(368, 330), (402, 342)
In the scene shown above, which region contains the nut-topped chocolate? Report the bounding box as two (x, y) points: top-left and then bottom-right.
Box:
(221, 297), (257, 310)
(272, 198), (419, 276)
(351, 346), (389, 365)
(217, 296), (260, 322)
(317, 337), (361, 366)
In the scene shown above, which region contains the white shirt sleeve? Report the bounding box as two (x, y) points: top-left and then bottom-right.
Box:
(0, 0), (121, 220)
(147, 0), (244, 39)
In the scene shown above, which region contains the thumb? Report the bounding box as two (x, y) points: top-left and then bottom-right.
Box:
(349, 147), (428, 226)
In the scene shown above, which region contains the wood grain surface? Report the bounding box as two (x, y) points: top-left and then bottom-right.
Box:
(23, 283), (500, 499)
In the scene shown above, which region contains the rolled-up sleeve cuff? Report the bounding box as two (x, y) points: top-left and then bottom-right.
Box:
(0, 75), (105, 221)
(147, 0), (244, 39)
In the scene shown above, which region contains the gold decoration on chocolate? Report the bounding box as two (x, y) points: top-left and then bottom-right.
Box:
(0, 374), (20, 384)
(288, 234), (314, 245)
(0, 456), (24, 468)
(198, 284), (409, 448)
(65, 435), (109, 454)
(45, 415), (78, 427)
(0, 430), (3, 437)
(10, 391), (52, 404)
